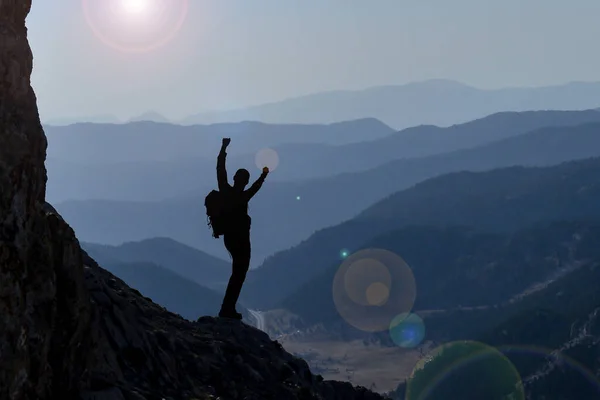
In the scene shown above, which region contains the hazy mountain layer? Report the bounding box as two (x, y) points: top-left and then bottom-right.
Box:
(44, 118), (393, 164)
(182, 79), (600, 129)
(46, 110), (600, 203)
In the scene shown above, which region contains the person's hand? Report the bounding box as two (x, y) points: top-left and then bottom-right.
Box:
(222, 138), (231, 147)
(262, 166), (269, 174)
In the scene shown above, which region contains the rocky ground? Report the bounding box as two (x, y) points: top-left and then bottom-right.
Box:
(75, 245), (388, 400)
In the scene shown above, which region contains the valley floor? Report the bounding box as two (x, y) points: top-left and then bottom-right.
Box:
(278, 337), (425, 393)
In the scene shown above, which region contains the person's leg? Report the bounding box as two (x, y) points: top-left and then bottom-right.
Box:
(219, 231), (251, 317)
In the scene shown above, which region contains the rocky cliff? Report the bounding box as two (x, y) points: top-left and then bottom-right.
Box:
(0, 2), (387, 399)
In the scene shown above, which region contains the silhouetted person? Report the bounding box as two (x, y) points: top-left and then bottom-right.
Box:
(217, 137), (269, 319)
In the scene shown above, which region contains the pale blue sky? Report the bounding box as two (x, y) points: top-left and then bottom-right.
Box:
(26, 0), (600, 122)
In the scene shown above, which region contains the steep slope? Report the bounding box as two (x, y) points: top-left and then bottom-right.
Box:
(95, 259), (236, 321)
(0, 4), (385, 399)
(243, 157), (600, 308)
(81, 237), (231, 290)
(181, 79), (600, 128)
(55, 123), (600, 266)
(79, 251), (386, 400)
(496, 281), (600, 399)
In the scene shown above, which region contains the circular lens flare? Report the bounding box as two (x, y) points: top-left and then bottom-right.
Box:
(389, 313), (425, 349)
(366, 282), (390, 306)
(255, 148), (280, 172)
(406, 341), (525, 400)
(332, 248), (417, 333)
(82, 0), (189, 53)
(344, 258), (391, 306)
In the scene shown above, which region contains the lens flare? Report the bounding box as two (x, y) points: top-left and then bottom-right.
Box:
(366, 282), (390, 306)
(255, 148), (280, 172)
(389, 313), (425, 349)
(332, 248), (416, 332)
(82, 0), (189, 53)
(344, 257), (391, 306)
(406, 341), (525, 400)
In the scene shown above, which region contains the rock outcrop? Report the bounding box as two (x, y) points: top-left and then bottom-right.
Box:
(0, 2), (388, 399)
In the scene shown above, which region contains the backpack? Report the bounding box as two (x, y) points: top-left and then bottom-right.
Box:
(205, 190), (229, 238)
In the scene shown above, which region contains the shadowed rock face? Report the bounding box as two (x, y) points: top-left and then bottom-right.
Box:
(0, 2), (387, 399)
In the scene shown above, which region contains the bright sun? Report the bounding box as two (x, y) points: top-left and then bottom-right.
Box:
(83, 0), (189, 53)
(120, 0), (150, 14)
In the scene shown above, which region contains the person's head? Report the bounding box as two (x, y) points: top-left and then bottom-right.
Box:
(233, 168), (250, 188)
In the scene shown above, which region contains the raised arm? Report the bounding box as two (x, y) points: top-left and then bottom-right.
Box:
(245, 167), (269, 200)
(217, 138), (231, 191)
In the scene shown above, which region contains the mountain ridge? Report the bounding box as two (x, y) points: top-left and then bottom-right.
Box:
(182, 80), (600, 128)
(44, 117), (393, 164)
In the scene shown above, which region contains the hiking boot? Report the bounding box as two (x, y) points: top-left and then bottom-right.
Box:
(218, 309), (243, 320)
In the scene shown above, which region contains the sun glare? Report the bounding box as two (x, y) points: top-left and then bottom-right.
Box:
(82, 0), (189, 53)
(120, 0), (150, 15)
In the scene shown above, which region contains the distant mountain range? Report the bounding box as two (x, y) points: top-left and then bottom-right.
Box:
(44, 118), (393, 165)
(44, 111), (172, 126)
(243, 156), (600, 309)
(46, 110), (600, 203)
(43, 80), (600, 130)
(181, 79), (600, 129)
(44, 118), (393, 203)
(44, 114), (122, 126)
(228, 109), (600, 181)
(54, 120), (600, 265)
